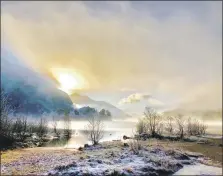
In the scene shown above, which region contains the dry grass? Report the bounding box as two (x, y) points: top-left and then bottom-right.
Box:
(1, 150), (23, 164)
(129, 139), (142, 154)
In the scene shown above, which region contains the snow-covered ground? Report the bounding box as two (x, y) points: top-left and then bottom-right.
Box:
(47, 141), (221, 176)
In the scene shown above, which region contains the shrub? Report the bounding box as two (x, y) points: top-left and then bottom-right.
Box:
(129, 139), (142, 155)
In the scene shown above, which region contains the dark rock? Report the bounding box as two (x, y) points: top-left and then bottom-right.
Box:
(164, 136), (180, 141)
(84, 144), (90, 148)
(89, 163), (95, 167)
(180, 160), (193, 165)
(150, 148), (162, 154)
(78, 147), (84, 151)
(88, 159), (94, 162)
(97, 159), (103, 164)
(123, 143), (129, 147)
(166, 150), (190, 160)
(110, 151), (115, 157)
(174, 153), (190, 160)
(123, 135), (131, 140)
(141, 165), (155, 172)
(23, 143), (29, 148)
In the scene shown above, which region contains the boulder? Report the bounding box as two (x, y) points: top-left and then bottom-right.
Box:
(123, 135), (131, 140)
(123, 143), (129, 147)
(84, 144), (90, 148)
(78, 147), (84, 151)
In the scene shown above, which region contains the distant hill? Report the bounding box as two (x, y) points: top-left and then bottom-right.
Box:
(70, 93), (130, 119)
(163, 108), (222, 121)
(1, 49), (74, 115)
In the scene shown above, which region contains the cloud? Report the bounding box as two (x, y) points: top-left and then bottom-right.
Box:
(118, 93), (164, 105)
(1, 1), (222, 110)
(118, 93), (151, 105)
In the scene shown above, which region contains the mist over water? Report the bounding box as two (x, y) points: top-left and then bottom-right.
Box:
(48, 119), (222, 148)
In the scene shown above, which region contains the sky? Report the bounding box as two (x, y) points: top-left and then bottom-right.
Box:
(1, 1), (222, 115)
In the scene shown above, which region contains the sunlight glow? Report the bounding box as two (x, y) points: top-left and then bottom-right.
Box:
(51, 68), (88, 94)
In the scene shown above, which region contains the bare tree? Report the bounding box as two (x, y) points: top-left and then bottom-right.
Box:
(175, 114), (185, 139)
(165, 116), (174, 135)
(144, 107), (162, 137)
(0, 90), (14, 138)
(85, 116), (104, 145)
(186, 117), (193, 136)
(63, 110), (72, 139)
(199, 122), (208, 135)
(12, 115), (28, 141)
(37, 117), (48, 139)
(136, 118), (148, 134)
(186, 117), (208, 136)
(51, 114), (60, 137)
(157, 123), (164, 136)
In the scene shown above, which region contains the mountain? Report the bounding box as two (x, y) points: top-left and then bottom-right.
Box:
(70, 93), (130, 119)
(1, 48), (74, 115)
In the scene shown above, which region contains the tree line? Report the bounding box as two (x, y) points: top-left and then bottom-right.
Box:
(136, 107), (208, 139)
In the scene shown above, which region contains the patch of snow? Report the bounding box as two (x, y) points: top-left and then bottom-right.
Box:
(174, 163), (222, 175)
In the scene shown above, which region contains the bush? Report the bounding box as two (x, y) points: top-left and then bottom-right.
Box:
(129, 139), (142, 154)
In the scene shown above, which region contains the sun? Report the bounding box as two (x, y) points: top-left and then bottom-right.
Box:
(58, 73), (79, 93)
(51, 68), (88, 94)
